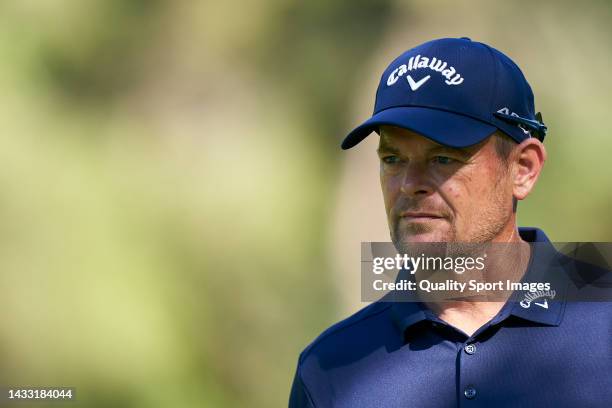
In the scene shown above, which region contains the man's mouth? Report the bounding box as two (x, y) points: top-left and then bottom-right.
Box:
(400, 211), (445, 220)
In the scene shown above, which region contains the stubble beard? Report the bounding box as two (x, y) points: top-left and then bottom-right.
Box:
(390, 195), (511, 255)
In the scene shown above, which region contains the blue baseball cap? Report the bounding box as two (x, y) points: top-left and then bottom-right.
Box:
(341, 37), (547, 149)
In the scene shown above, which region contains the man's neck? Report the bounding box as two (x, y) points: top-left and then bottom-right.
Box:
(423, 224), (531, 337)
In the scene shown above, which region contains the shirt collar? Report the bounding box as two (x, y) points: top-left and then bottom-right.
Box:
(506, 227), (567, 326)
(390, 301), (429, 335)
(390, 227), (567, 340)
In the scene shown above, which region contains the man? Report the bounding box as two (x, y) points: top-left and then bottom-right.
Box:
(289, 37), (612, 407)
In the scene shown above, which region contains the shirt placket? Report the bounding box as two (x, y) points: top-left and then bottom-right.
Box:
(457, 334), (481, 407)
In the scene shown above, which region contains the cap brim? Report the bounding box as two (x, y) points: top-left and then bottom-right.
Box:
(341, 107), (497, 149)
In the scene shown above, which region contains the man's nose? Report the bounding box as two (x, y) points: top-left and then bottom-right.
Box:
(399, 164), (433, 196)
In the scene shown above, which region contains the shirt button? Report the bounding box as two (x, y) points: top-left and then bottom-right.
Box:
(464, 386), (477, 399)
(464, 343), (476, 355)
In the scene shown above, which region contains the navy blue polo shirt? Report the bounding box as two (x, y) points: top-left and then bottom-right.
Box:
(289, 228), (612, 407)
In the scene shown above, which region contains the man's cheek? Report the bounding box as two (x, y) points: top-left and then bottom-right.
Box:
(382, 183), (400, 215)
(443, 185), (462, 201)
(445, 206), (468, 237)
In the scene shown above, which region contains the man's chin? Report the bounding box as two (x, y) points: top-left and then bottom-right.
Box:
(399, 232), (452, 243)
(394, 222), (453, 244)
(400, 229), (453, 245)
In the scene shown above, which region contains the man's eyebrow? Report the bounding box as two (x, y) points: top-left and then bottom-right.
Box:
(428, 145), (475, 158)
(377, 140), (401, 155)
(376, 142), (477, 157)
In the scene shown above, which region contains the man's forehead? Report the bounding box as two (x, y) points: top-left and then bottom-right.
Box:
(379, 126), (442, 149)
(378, 126), (485, 155)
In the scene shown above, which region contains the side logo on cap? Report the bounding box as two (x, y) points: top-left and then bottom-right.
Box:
(497, 107), (531, 136)
(387, 54), (464, 88)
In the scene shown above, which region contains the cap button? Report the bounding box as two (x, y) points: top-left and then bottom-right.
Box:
(459, 37), (471, 41)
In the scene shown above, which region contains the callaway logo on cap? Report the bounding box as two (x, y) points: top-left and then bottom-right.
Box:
(341, 37), (547, 149)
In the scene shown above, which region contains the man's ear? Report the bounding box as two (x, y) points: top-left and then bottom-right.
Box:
(512, 138), (547, 200)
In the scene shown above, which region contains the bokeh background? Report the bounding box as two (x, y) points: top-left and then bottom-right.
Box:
(0, 1), (610, 407)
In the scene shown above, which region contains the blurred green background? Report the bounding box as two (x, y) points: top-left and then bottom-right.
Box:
(0, 0), (610, 407)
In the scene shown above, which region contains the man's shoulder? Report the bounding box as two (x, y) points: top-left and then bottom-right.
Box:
(298, 301), (394, 365)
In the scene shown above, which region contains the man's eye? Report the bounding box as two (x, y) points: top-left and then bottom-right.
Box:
(381, 156), (401, 165)
(433, 156), (455, 164)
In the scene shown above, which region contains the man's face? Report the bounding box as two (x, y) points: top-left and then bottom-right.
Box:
(378, 126), (514, 247)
